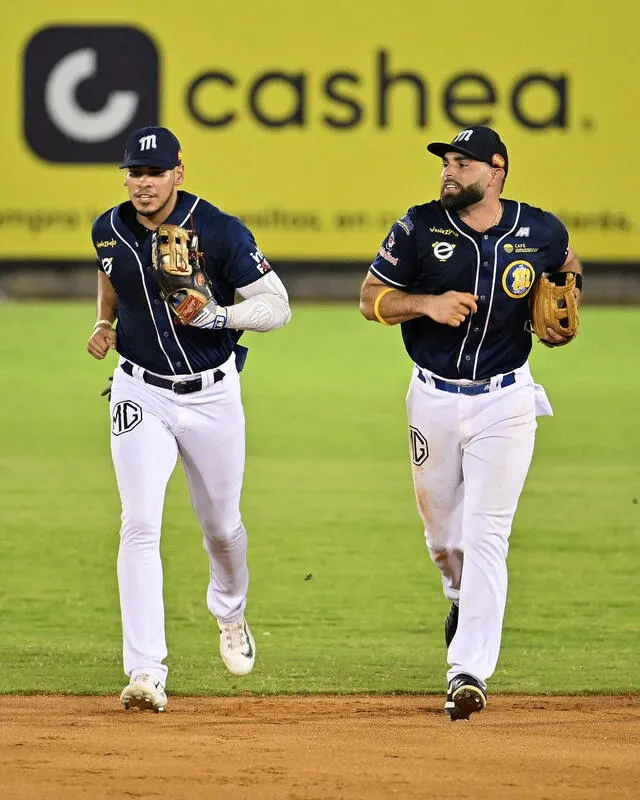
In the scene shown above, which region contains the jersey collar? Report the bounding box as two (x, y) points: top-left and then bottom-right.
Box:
(444, 198), (517, 238)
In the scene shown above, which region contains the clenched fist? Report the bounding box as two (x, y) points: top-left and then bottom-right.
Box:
(87, 326), (117, 360)
(424, 291), (478, 327)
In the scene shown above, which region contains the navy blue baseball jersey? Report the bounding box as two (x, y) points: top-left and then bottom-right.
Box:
(370, 199), (569, 380)
(92, 191), (272, 374)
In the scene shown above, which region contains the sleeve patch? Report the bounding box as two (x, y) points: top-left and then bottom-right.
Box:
(250, 248), (272, 274)
(397, 214), (414, 234)
(378, 245), (399, 266)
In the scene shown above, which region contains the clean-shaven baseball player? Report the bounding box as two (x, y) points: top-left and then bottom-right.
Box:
(360, 126), (582, 721)
(87, 126), (291, 712)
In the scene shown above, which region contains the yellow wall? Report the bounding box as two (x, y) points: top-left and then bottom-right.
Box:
(2, 0), (637, 261)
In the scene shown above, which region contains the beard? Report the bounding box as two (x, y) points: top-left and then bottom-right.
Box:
(440, 180), (484, 212)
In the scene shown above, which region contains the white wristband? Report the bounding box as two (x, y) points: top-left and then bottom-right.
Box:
(93, 319), (114, 331)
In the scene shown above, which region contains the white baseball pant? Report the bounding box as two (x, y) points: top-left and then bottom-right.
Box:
(109, 352), (248, 686)
(406, 361), (552, 686)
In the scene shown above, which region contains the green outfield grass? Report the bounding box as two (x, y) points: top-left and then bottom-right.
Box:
(0, 303), (638, 696)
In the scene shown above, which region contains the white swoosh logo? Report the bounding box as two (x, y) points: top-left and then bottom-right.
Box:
(45, 47), (138, 142)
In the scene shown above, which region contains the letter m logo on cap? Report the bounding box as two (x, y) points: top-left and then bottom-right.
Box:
(139, 134), (157, 151)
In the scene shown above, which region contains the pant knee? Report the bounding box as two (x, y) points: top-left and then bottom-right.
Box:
(203, 518), (245, 550)
(429, 546), (463, 588)
(120, 515), (161, 549)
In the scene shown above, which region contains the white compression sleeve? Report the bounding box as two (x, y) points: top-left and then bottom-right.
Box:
(224, 271), (291, 332)
(188, 271), (291, 332)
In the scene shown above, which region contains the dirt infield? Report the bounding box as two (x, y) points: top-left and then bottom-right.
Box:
(1, 695), (638, 799)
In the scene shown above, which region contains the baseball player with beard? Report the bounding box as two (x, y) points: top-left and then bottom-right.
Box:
(87, 126), (291, 712)
(360, 126), (582, 721)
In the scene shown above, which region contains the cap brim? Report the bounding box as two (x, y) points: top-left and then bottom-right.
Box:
(426, 142), (487, 162)
(119, 158), (177, 170)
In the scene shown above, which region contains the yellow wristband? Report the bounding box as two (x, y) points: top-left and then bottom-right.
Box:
(373, 288), (396, 326)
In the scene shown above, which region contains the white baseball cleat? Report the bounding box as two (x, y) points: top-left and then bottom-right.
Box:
(120, 672), (167, 712)
(218, 618), (256, 676)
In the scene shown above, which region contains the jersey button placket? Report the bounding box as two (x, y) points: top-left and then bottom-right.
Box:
(463, 239), (492, 377)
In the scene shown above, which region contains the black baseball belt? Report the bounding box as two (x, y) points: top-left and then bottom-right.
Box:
(121, 361), (224, 395)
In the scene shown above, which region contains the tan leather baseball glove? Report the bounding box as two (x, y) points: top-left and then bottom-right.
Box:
(529, 272), (580, 347)
(151, 224), (214, 324)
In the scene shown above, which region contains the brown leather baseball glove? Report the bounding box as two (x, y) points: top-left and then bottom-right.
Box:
(529, 272), (580, 347)
(151, 224), (214, 324)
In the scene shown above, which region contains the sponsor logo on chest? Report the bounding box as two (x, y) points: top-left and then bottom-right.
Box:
(432, 241), (456, 262)
(503, 242), (539, 254)
(429, 226), (459, 238)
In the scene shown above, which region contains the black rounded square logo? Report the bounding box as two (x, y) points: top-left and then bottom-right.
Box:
(24, 26), (159, 163)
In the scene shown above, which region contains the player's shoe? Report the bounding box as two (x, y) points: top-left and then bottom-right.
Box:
(120, 673), (167, 713)
(444, 602), (459, 647)
(444, 673), (487, 721)
(218, 618), (255, 676)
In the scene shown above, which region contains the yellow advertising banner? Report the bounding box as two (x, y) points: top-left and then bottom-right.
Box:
(1, 0), (638, 261)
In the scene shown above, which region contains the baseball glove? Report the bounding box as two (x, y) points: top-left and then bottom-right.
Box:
(151, 224), (214, 324)
(529, 271), (580, 347)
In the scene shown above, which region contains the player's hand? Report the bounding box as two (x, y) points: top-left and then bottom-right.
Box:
(87, 327), (117, 359)
(424, 291), (478, 326)
(543, 326), (573, 346)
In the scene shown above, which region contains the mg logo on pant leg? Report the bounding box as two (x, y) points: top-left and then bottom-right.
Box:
(112, 401), (143, 436)
(409, 426), (429, 466)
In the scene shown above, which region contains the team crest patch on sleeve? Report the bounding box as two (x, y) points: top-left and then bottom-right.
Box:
(101, 257), (114, 276)
(396, 214), (414, 235)
(501, 260), (535, 298)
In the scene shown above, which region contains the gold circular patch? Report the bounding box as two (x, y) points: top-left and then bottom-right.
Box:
(501, 260), (535, 298)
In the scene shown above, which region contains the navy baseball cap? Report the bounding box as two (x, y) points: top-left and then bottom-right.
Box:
(119, 126), (182, 170)
(427, 126), (509, 176)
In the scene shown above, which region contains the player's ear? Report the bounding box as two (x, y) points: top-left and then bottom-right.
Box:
(175, 165), (185, 186)
(490, 166), (504, 188)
